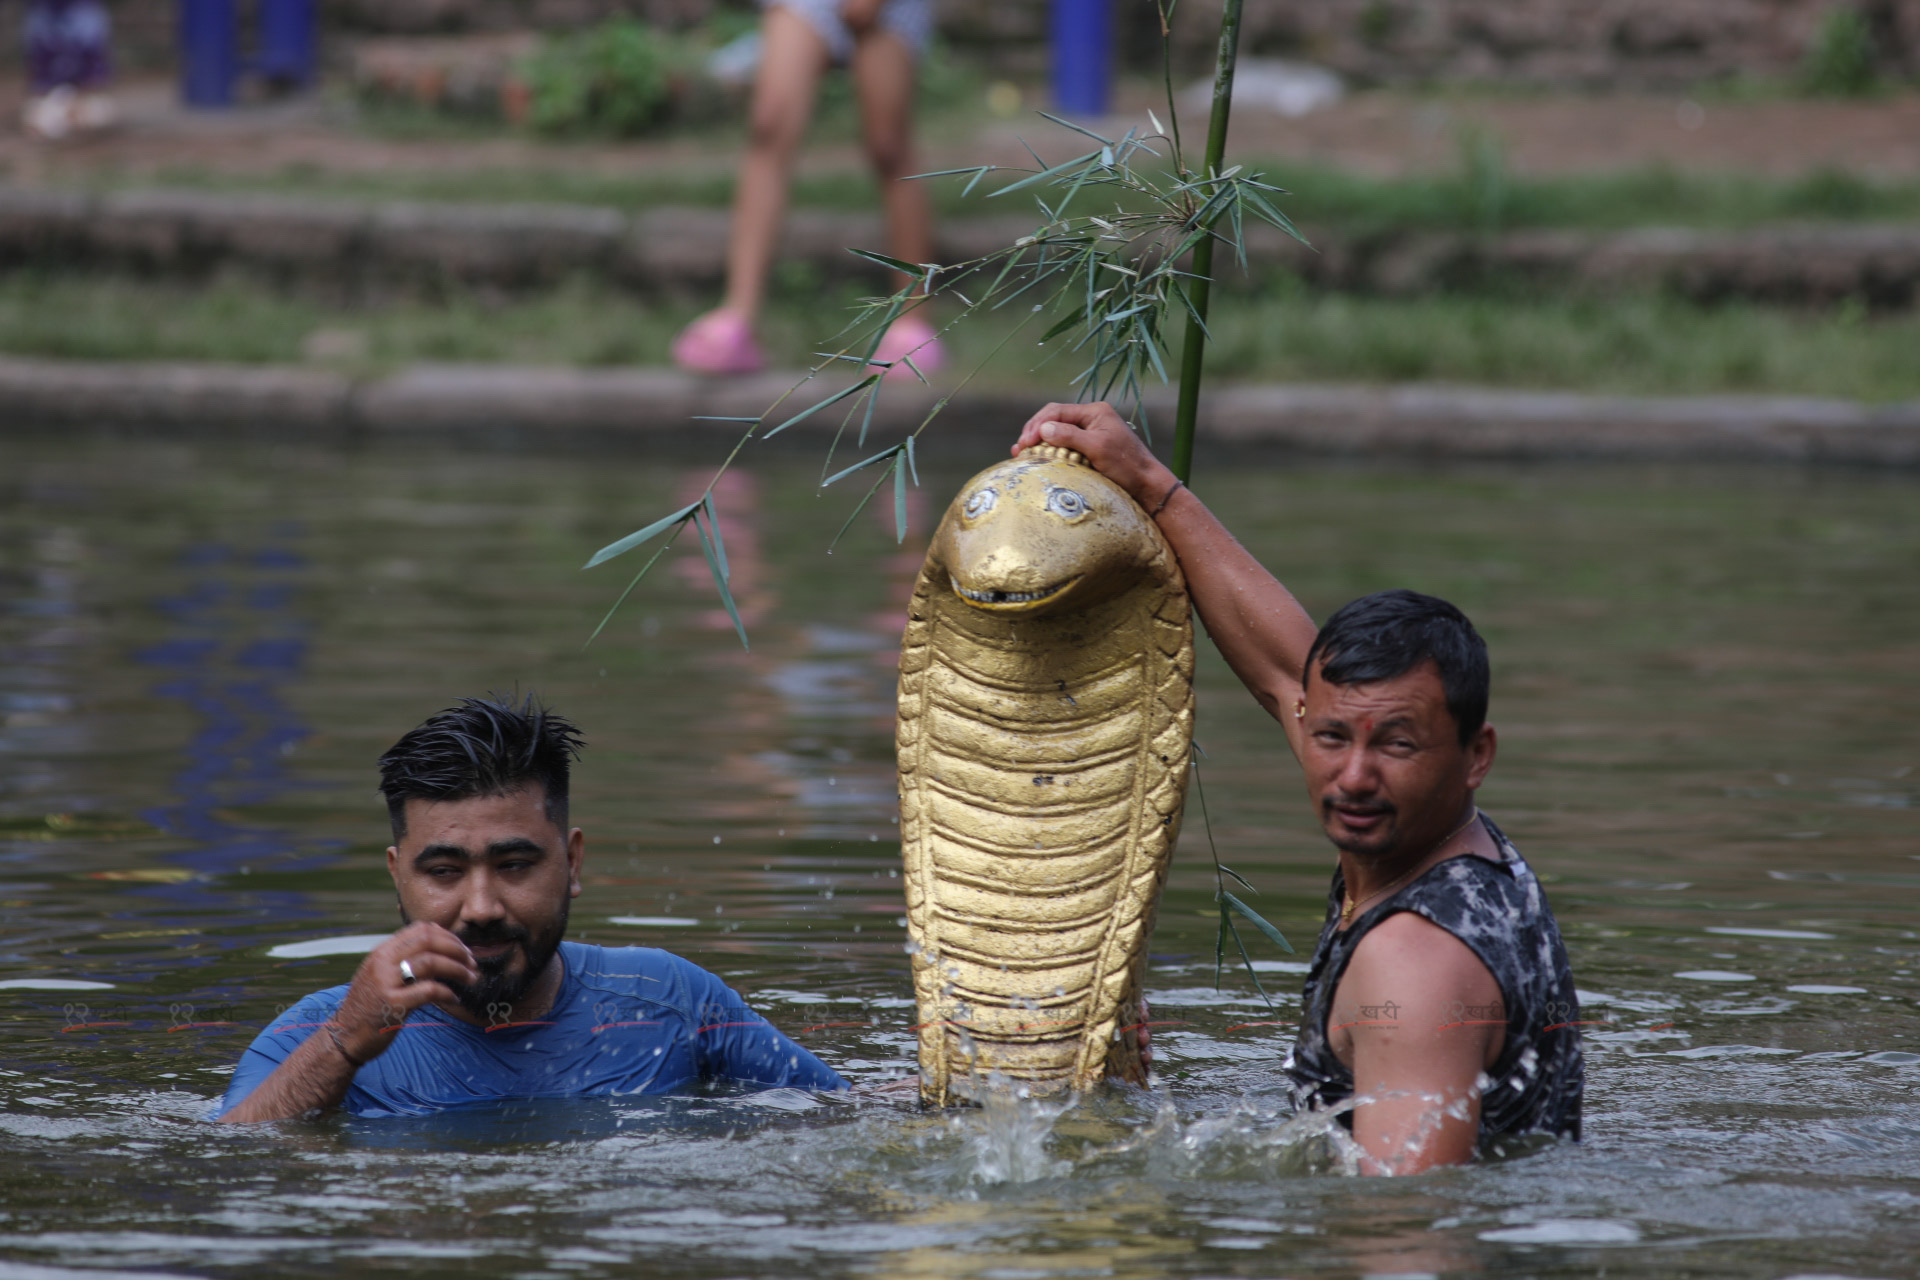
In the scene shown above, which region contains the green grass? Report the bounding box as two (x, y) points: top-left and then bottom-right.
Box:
(1193, 285), (1920, 400)
(4, 268), (1918, 403)
(1247, 158), (1920, 234)
(27, 148), (1920, 233)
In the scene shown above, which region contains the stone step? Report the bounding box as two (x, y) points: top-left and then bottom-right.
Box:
(6, 355), (1917, 465)
(3, 185), (1919, 307)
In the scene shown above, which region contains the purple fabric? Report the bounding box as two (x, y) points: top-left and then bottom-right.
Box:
(26, 0), (112, 92)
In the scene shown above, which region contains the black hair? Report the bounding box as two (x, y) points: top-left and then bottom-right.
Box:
(377, 693), (585, 840)
(1302, 590), (1489, 745)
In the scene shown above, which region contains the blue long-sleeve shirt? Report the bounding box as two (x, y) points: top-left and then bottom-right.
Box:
(217, 941), (845, 1118)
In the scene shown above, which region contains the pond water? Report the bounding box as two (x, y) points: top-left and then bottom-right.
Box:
(2, 434), (1917, 1280)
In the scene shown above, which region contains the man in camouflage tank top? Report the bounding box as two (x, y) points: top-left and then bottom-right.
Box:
(1013, 402), (1583, 1174)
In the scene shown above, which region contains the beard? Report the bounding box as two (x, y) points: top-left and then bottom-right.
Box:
(400, 897), (569, 1021)
(1320, 793), (1404, 859)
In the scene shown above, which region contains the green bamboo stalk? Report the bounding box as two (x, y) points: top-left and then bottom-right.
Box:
(1170, 0), (1246, 486)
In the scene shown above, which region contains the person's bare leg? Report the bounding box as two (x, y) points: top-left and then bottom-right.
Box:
(722, 7), (832, 322)
(851, 29), (933, 295)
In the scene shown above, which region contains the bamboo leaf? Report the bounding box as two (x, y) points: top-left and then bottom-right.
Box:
(1140, 327), (1170, 382)
(1224, 914), (1277, 1009)
(1174, 281), (1213, 339)
(822, 443), (904, 488)
(583, 501), (701, 569)
(1229, 187), (1247, 270)
(1213, 904), (1229, 990)
(584, 538), (674, 647)
(904, 433), (919, 486)
(857, 377), (880, 446)
(1240, 184), (1312, 247)
(848, 248), (928, 277)
(860, 296), (907, 370)
(701, 492), (729, 584)
(692, 508), (749, 650)
(1218, 863), (1258, 893)
(1038, 310), (1084, 344)
(988, 149), (1102, 198)
(828, 458), (895, 551)
(893, 453), (908, 544)
(904, 165), (996, 181)
(1222, 891), (1295, 954)
(1035, 110), (1113, 145)
(765, 375), (881, 438)
(1036, 312), (1082, 347)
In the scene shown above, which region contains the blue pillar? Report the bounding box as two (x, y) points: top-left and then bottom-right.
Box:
(256, 0), (317, 86)
(1051, 0), (1111, 117)
(179, 0), (238, 107)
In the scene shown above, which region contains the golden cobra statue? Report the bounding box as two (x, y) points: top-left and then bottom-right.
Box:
(897, 444), (1195, 1105)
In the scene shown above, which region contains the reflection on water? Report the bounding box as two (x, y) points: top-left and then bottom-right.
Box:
(137, 533), (321, 876)
(127, 532), (340, 989)
(0, 438), (1916, 1279)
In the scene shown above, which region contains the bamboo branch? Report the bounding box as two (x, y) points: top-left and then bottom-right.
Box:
(1170, 0), (1246, 486)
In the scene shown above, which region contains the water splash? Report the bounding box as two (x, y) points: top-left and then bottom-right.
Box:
(948, 1078), (1072, 1186)
(1067, 1091), (1363, 1181)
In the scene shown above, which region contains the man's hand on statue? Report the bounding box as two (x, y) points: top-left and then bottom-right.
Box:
(331, 923), (478, 1065)
(1014, 402), (1178, 513)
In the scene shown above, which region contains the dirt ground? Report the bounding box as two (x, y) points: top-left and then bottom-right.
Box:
(2, 72), (1920, 190)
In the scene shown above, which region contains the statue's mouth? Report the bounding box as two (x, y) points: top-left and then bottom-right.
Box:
(950, 575), (1079, 610)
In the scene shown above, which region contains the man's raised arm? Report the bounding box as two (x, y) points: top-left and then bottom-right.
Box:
(1014, 402), (1321, 757)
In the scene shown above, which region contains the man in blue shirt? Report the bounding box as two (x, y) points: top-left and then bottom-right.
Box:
(218, 695), (845, 1121)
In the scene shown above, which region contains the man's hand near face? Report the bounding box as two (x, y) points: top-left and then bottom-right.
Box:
(219, 924), (478, 1123)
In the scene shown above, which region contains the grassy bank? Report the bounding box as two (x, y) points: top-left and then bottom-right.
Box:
(3, 269), (1917, 402)
(25, 156), (1920, 234)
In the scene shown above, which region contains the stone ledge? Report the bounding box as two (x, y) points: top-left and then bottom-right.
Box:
(5, 184), (1919, 306)
(6, 356), (1918, 465)
(0, 357), (355, 434)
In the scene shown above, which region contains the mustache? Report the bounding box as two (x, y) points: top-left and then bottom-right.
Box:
(458, 923), (531, 949)
(1322, 794), (1395, 817)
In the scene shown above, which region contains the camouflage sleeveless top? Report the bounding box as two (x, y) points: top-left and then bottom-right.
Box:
(1282, 815), (1584, 1146)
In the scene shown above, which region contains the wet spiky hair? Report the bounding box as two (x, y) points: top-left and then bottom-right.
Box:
(377, 693), (585, 839)
(1304, 590), (1490, 746)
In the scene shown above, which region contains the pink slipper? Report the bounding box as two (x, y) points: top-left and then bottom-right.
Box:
(672, 309), (765, 375)
(874, 314), (945, 381)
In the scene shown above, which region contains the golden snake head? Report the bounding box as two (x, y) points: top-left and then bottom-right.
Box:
(932, 446), (1157, 615)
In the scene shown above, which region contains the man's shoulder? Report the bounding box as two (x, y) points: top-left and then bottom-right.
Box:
(1348, 910), (1499, 992)
(241, 984), (349, 1054)
(272, 984), (350, 1023)
(564, 941), (724, 994)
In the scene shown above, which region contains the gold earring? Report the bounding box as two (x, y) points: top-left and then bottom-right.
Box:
(1294, 700), (1305, 719)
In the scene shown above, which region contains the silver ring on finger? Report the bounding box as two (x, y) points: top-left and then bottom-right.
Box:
(399, 958), (417, 986)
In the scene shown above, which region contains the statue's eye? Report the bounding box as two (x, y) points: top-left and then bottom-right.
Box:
(964, 488), (996, 519)
(1046, 488), (1088, 518)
